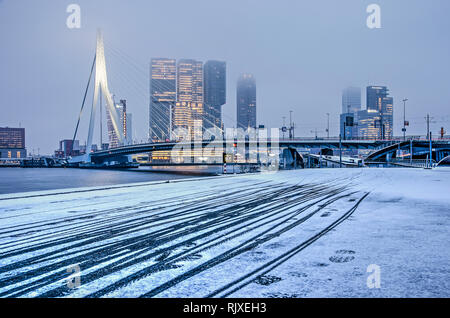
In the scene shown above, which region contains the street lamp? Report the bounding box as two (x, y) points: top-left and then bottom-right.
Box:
(326, 113), (330, 139)
(402, 98), (408, 141)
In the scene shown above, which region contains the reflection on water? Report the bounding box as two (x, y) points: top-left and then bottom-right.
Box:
(0, 167), (215, 195)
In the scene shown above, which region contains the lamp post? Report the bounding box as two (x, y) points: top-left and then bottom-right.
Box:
(289, 110), (294, 139)
(402, 98), (408, 141)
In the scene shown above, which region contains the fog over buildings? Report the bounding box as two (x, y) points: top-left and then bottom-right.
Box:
(0, 0), (449, 153)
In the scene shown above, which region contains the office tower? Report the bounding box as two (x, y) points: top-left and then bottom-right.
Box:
(0, 127), (26, 158)
(342, 87), (361, 114)
(367, 86), (389, 111)
(126, 113), (132, 144)
(173, 59), (204, 139)
(236, 74), (256, 130)
(381, 96), (394, 139)
(107, 99), (127, 148)
(173, 101), (203, 140)
(177, 59), (203, 103)
(150, 58), (176, 142)
(203, 60), (226, 129)
(366, 86), (394, 139)
(340, 112), (356, 140)
(356, 109), (381, 140)
(340, 87), (361, 139)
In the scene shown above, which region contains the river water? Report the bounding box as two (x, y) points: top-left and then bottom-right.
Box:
(0, 167), (219, 195)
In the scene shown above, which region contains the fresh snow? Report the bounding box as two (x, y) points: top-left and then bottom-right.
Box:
(0, 168), (449, 298)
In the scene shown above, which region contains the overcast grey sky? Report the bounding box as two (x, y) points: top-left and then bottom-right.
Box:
(1, 0), (449, 154)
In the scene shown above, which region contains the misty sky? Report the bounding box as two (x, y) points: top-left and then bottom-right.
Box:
(1, 0), (449, 154)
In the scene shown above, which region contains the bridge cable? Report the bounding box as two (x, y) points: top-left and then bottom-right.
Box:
(71, 54), (97, 155)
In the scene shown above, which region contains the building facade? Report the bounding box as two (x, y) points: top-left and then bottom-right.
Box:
(381, 96), (394, 139)
(0, 127), (26, 159)
(172, 101), (203, 140)
(149, 58), (176, 142)
(340, 112), (356, 140)
(177, 59), (203, 103)
(55, 139), (80, 158)
(340, 87), (361, 139)
(203, 60), (226, 129)
(236, 74), (256, 130)
(356, 109), (382, 140)
(341, 87), (361, 114)
(173, 59), (204, 139)
(126, 113), (133, 145)
(366, 86), (394, 139)
(107, 99), (129, 148)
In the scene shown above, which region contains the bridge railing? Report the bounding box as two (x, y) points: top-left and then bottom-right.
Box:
(92, 136), (450, 153)
(390, 158), (437, 168)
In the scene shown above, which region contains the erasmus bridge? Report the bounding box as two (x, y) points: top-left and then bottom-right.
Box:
(69, 31), (450, 168)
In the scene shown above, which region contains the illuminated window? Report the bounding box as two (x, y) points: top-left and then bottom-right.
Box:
(17, 151), (21, 158)
(8, 151), (12, 158)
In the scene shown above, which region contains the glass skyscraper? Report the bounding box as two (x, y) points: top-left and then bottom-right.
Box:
(354, 86), (394, 140)
(236, 74), (256, 130)
(367, 86), (388, 111)
(356, 109), (381, 140)
(106, 99), (128, 148)
(366, 86), (394, 139)
(177, 59), (203, 103)
(173, 59), (204, 140)
(203, 60), (226, 129)
(340, 87), (361, 139)
(149, 58), (176, 142)
(341, 87), (361, 114)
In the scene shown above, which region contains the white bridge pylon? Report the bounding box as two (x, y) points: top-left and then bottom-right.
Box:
(85, 30), (124, 161)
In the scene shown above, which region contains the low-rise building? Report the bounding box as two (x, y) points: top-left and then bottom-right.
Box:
(0, 127), (27, 159)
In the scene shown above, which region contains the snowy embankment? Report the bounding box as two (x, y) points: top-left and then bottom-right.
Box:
(0, 168), (449, 298)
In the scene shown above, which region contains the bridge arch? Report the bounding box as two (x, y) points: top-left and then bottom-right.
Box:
(437, 155), (450, 167)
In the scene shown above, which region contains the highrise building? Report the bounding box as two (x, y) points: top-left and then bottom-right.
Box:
(173, 59), (204, 139)
(149, 58), (176, 142)
(340, 112), (356, 140)
(340, 87), (361, 139)
(107, 99), (128, 148)
(173, 101), (203, 140)
(366, 86), (394, 139)
(356, 109), (381, 140)
(236, 74), (256, 130)
(381, 96), (394, 139)
(126, 113), (133, 144)
(203, 60), (226, 129)
(354, 86), (394, 140)
(177, 59), (203, 103)
(342, 87), (361, 114)
(367, 86), (388, 111)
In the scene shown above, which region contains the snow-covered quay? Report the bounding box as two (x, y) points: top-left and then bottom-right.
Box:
(0, 168), (449, 298)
